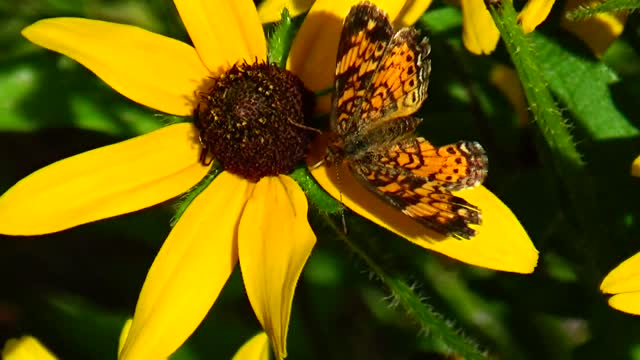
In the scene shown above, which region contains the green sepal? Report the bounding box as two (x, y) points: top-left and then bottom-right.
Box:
(171, 161), (223, 227)
(267, 8), (300, 68)
(290, 166), (343, 214)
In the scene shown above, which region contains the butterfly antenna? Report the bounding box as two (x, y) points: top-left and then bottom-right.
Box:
(288, 120), (322, 134)
(310, 158), (325, 169)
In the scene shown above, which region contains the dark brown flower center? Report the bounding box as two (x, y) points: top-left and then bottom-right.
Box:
(194, 61), (315, 182)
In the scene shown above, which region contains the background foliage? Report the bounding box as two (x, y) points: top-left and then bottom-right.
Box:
(1, 0), (640, 359)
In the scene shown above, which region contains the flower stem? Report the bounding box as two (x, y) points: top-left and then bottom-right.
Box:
(488, 1), (601, 283)
(566, 0), (639, 21)
(320, 213), (486, 360)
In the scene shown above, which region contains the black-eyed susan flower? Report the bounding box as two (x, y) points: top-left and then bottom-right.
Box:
(0, 0), (393, 358)
(3, 0), (445, 358)
(600, 155), (640, 314)
(1, 1), (538, 359)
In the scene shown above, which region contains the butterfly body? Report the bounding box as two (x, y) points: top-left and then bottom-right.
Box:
(326, 1), (488, 240)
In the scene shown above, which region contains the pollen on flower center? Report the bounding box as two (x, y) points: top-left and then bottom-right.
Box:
(194, 61), (315, 182)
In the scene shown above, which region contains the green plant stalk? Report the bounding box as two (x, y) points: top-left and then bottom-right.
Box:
(321, 213), (486, 360)
(489, 1), (600, 282)
(566, 0), (639, 21)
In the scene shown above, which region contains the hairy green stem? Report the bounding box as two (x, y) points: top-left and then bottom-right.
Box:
(321, 213), (486, 359)
(488, 1), (601, 283)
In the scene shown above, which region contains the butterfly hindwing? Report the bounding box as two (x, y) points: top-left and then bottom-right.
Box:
(349, 136), (486, 239)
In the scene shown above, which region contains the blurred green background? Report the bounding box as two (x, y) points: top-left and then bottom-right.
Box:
(2, 0), (640, 359)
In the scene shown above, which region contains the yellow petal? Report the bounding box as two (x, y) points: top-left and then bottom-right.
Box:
(174, 0), (267, 72)
(308, 143), (537, 273)
(120, 172), (253, 359)
(631, 155), (640, 177)
(517, 0), (555, 33)
(607, 292), (640, 315)
(232, 332), (271, 360)
(461, 0), (500, 55)
(258, 0), (315, 23)
(238, 175), (316, 359)
(561, 0), (627, 57)
(489, 64), (529, 126)
(118, 319), (133, 356)
(601, 252), (640, 294)
(22, 18), (209, 116)
(0, 123), (208, 236)
(394, 0), (434, 27)
(288, 0), (407, 92)
(2, 336), (57, 360)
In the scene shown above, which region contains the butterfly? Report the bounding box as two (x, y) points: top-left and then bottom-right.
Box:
(325, 1), (488, 239)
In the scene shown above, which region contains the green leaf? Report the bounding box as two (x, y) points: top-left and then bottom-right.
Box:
(0, 55), (161, 137)
(31, 295), (127, 360)
(532, 33), (638, 139)
(418, 6), (463, 35)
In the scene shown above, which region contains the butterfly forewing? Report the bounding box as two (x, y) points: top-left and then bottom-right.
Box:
(332, 3), (393, 136)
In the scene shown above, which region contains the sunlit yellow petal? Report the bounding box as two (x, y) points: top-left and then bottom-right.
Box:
(174, 0), (267, 72)
(561, 0), (626, 57)
(461, 0), (500, 55)
(288, 0), (406, 92)
(489, 64), (529, 126)
(2, 336), (57, 360)
(607, 292), (640, 315)
(120, 172), (253, 359)
(232, 332), (271, 360)
(517, 0), (555, 33)
(394, 0), (433, 27)
(258, 0), (315, 23)
(118, 319), (133, 356)
(22, 18), (209, 116)
(601, 252), (640, 294)
(308, 142), (537, 273)
(238, 175), (316, 359)
(631, 155), (640, 177)
(0, 123), (208, 236)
